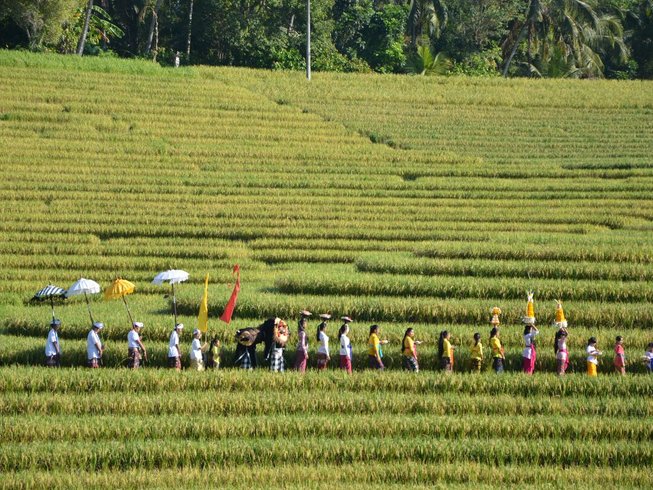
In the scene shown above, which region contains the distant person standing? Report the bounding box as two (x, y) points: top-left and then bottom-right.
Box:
(295, 311), (312, 372)
(489, 327), (505, 373)
(338, 323), (352, 374)
(87, 322), (104, 368)
(44, 319), (61, 367)
(127, 322), (147, 369)
(586, 337), (602, 376)
(168, 323), (184, 370)
(614, 336), (626, 375)
(316, 318), (330, 370)
(470, 332), (483, 373)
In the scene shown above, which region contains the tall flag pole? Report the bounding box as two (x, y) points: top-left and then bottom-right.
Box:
(220, 265), (241, 324)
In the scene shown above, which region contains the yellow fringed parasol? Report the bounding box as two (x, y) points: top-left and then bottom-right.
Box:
(104, 278), (136, 325)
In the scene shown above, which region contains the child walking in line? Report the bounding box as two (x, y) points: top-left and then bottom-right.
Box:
(643, 343), (653, 374)
(438, 331), (454, 373)
(614, 336), (626, 375)
(586, 337), (602, 376)
(490, 327), (505, 374)
(206, 337), (221, 369)
(470, 333), (483, 373)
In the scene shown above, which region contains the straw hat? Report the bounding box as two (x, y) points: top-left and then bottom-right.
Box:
(341, 316), (353, 323)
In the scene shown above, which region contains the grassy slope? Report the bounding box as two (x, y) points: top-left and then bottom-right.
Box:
(1, 50), (653, 488)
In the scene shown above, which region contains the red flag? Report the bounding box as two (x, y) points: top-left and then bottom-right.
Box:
(220, 265), (240, 324)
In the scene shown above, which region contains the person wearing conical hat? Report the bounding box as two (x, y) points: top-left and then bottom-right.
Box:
(45, 319), (62, 368)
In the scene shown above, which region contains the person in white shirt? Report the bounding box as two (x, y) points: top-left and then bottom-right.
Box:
(586, 337), (602, 376)
(87, 322), (104, 368)
(316, 321), (330, 370)
(168, 323), (184, 370)
(127, 322), (147, 369)
(522, 324), (539, 375)
(338, 323), (352, 374)
(643, 343), (653, 374)
(45, 319), (61, 367)
(190, 329), (207, 371)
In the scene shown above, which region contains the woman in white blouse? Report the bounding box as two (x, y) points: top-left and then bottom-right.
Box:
(316, 322), (330, 370)
(338, 324), (352, 374)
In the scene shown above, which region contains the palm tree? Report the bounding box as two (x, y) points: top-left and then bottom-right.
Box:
(407, 0), (448, 47)
(503, 0), (628, 78)
(76, 0), (94, 55)
(143, 0), (164, 57)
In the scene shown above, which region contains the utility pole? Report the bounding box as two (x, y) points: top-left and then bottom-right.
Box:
(306, 0), (311, 80)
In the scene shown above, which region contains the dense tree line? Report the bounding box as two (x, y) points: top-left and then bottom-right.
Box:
(1, 0), (651, 78)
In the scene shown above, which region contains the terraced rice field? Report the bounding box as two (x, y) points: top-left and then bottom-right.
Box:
(0, 51), (652, 487)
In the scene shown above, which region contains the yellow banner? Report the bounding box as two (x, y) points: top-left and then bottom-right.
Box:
(198, 273), (209, 333)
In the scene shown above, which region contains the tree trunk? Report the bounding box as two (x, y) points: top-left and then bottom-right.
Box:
(502, 21), (529, 77)
(186, 0), (193, 57)
(306, 0), (311, 80)
(77, 0), (94, 56)
(145, 0), (163, 54)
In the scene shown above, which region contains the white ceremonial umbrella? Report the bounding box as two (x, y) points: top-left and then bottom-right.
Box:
(152, 269), (189, 325)
(66, 278), (101, 325)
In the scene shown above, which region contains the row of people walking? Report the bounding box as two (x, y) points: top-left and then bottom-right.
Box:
(44, 317), (653, 375)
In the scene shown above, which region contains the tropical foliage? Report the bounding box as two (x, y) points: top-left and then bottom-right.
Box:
(0, 0), (652, 77)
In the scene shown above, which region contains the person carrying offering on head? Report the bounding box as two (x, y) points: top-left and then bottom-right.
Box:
(470, 332), (483, 373)
(489, 307), (504, 373)
(586, 337), (602, 376)
(127, 321), (147, 369)
(295, 310), (312, 372)
(87, 322), (105, 368)
(402, 328), (420, 372)
(190, 329), (207, 371)
(368, 324), (387, 370)
(438, 331), (454, 373)
(316, 316), (330, 371)
(207, 337), (221, 369)
(489, 327), (505, 373)
(553, 300), (569, 375)
(555, 329), (569, 376)
(614, 336), (626, 375)
(521, 292), (538, 375)
(45, 319), (62, 368)
(269, 318), (289, 372)
(339, 322), (353, 374)
(168, 323), (184, 370)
